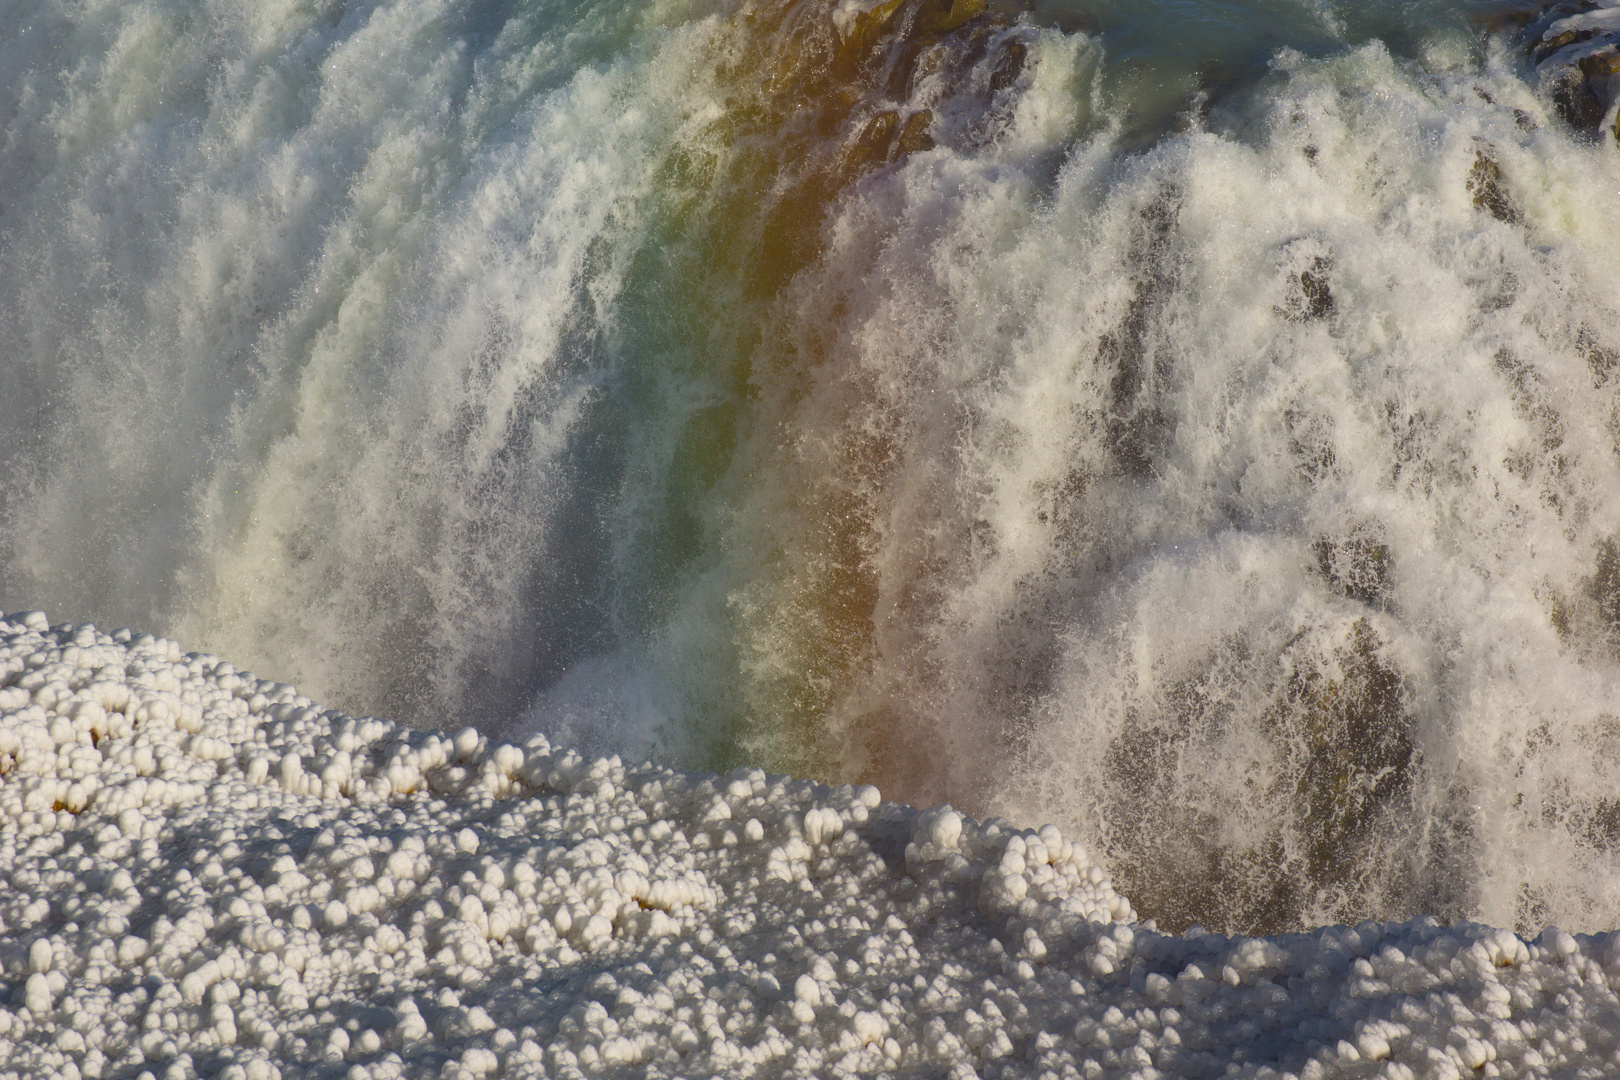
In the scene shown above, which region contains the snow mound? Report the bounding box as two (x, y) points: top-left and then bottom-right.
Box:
(2, 615), (1618, 1080)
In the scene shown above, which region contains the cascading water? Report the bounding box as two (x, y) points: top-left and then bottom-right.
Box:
(4, 0), (1620, 936)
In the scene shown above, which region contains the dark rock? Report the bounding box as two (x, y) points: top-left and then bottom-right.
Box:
(1552, 78), (1608, 127)
(1476, 1), (1543, 33)
(1536, 27), (1592, 61)
(835, 0), (910, 73)
(988, 40), (1026, 94)
(1548, 537), (1620, 664)
(1517, 1), (1620, 141)
(894, 109), (935, 155)
(911, 0), (987, 37)
(846, 109), (900, 170)
(1102, 615), (1421, 935)
(1298, 258), (1334, 320)
(1314, 531), (1392, 607)
(1275, 252), (1334, 323)
(1100, 191), (1180, 478)
(726, 0), (1035, 291)
(1578, 325), (1620, 384)
(1467, 148), (1521, 224)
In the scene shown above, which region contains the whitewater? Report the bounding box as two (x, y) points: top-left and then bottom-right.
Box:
(7, 0), (1620, 1045)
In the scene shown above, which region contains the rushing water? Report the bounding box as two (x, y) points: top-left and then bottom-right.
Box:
(5, 0), (1620, 935)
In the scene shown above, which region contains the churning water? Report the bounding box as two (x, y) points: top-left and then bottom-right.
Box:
(5, 0), (1620, 935)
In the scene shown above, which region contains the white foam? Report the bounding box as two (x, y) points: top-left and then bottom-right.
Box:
(0, 0), (737, 733)
(669, 36), (1620, 932)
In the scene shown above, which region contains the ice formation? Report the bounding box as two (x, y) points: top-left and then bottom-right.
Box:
(1530, 0), (1620, 141)
(2, 613), (1619, 1080)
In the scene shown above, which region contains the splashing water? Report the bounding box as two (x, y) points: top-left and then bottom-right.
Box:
(4, 0), (1620, 934)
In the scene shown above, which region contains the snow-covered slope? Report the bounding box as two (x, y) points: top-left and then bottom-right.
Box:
(2, 614), (1618, 1080)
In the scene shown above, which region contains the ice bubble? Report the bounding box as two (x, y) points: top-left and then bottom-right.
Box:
(23, 972), (53, 1014)
(929, 807), (963, 850)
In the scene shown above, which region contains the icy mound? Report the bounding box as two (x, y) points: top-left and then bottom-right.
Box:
(1529, 0), (1620, 142)
(2, 616), (1619, 1080)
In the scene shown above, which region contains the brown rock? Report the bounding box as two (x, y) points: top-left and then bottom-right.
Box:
(1468, 149), (1521, 225)
(894, 109), (935, 156)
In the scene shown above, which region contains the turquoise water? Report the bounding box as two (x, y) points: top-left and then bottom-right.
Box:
(5, 0), (1620, 934)
(1039, 0), (1498, 134)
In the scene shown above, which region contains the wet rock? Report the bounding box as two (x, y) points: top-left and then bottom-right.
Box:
(1101, 190), (1181, 477)
(1494, 347), (1565, 454)
(1467, 148), (1521, 224)
(1284, 406), (1337, 481)
(844, 105), (936, 168)
(730, 0), (1034, 289)
(1550, 537), (1620, 658)
(847, 109), (901, 169)
(1284, 619), (1415, 891)
(1552, 71), (1610, 128)
(894, 109), (936, 155)
(1475, 0), (1543, 33)
(1577, 325), (1620, 384)
(1102, 615), (1421, 935)
(1476, 85), (1540, 130)
(1298, 257), (1334, 320)
(1275, 247), (1334, 323)
(1519, 1), (1620, 141)
(1314, 529), (1392, 607)
(988, 39), (1027, 94)
(1589, 539), (1620, 639)
(912, 0), (988, 37)
(834, 0), (909, 53)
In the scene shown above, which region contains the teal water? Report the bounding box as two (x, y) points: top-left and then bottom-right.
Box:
(1038, 0), (1501, 133)
(4, 0), (1620, 934)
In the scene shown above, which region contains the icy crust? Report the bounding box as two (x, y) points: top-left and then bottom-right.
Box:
(1529, 0), (1620, 140)
(1, 619), (1619, 1080)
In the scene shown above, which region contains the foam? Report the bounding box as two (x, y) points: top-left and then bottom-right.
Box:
(678, 35), (1620, 933)
(0, 0), (740, 732)
(3, 615), (1620, 1080)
